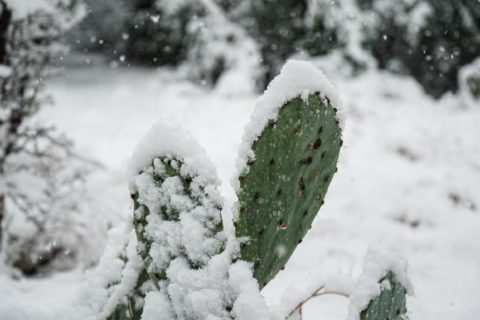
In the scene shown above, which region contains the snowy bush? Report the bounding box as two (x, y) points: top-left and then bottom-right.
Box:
(359, 0), (480, 98)
(120, 0), (203, 66)
(459, 57), (480, 108)
(0, 0), (95, 275)
(66, 0), (129, 55)
(185, 5), (261, 93)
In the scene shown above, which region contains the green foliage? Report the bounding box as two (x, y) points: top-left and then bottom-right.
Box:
(235, 93), (342, 288)
(359, 272), (408, 320)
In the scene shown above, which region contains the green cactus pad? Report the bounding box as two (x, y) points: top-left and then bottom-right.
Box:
(359, 271), (408, 320)
(235, 93), (342, 287)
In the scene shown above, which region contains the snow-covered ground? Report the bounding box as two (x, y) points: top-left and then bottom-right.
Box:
(1, 59), (479, 320)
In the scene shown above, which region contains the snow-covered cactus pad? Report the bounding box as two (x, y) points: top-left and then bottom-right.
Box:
(358, 272), (407, 320)
(347, 248), (412, 320)
(130, 154), (225, 282)
(234, 60), (343, 288)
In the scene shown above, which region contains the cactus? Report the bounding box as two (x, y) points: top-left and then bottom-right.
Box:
(359, 272), (408, 320)
(234, 67), (342, 288)
(103, 60), (410, 320)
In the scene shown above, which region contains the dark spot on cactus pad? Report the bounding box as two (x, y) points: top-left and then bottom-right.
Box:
(339, 139), (343, 146)
(333, 107), (338, 113)
(277, 189), (282, 197)
(318, 126), (324, 134)
(254, 260), (261, 269)
(239, 176), (245, 182)
(303, 210), (308, 216)
(278, 219), (283, 225)
(270, 158), (275, 166)
(247, 160), (255, 166)
(233, 222), (238, 228)
(324, 175), (330, 183)
(258, 227), (264, 236)
(298, 239), (303, 244)
(321, 151), (326, 159)
(240, 207), (245, 213)
(226, 305), (233, 312)
(299, 177), (305, 191)
(254, 192), (261, 201)
(313, 138), (322, 149)
(299, 157), (312, 166)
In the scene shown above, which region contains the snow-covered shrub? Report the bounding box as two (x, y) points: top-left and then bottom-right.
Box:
(358, 0), (480, 98)
(186, 8), (261, 94)
(236, 0), (370, 88)
(121, 0), (202, 66)
(66, 0), (129, 55)
(96, 60), (410, 320)
(459, 57), (480, 108)
(0, 0), (92, 275)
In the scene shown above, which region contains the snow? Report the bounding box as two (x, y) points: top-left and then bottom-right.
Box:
(346, 246), (412, 320)
(1, 57), (479, 319)
(233, 59), (343, 191)
(4, 0), (53, 19)
(0, 65), (12, 78)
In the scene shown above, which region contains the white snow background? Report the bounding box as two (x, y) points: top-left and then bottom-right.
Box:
(0, 55), (479, 319)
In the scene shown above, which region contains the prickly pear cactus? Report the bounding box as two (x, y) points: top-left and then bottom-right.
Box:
(359, 272), (408, 320)
(108, 132), (226, 320)
(235, 91), (342, 287)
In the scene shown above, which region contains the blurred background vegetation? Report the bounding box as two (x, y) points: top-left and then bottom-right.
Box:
(66, 0), (480, 98)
